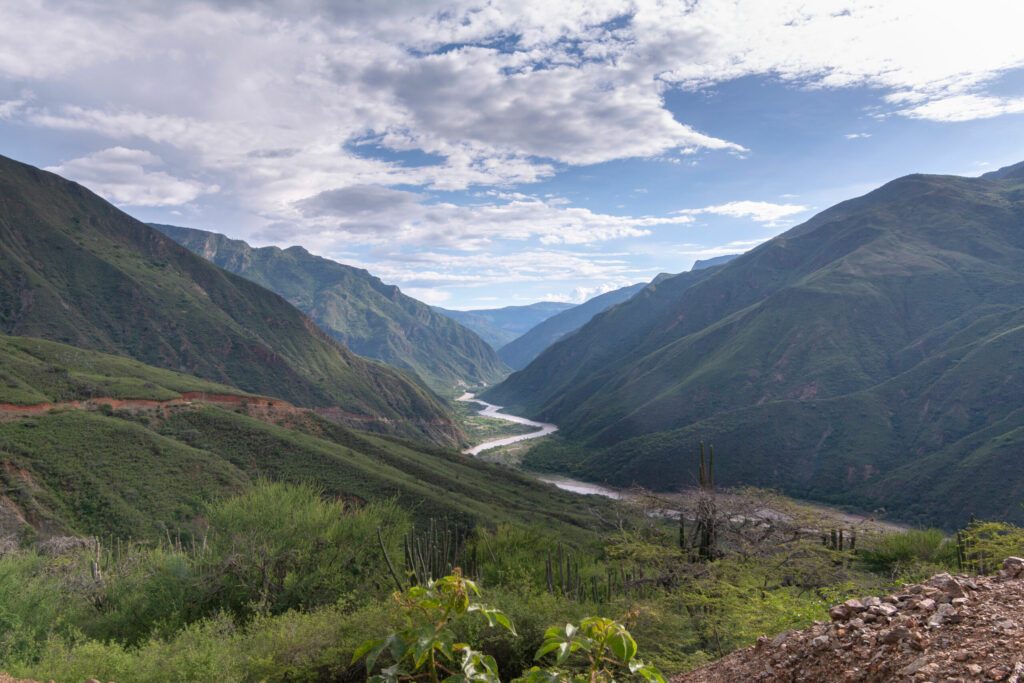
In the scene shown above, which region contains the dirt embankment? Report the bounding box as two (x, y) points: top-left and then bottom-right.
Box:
(675, 557), (1024, 683)
(0, 391), (296, 417)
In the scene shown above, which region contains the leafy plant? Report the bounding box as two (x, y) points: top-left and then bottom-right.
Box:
(354, 569), (515, 683)
(518, 617), (664, 683)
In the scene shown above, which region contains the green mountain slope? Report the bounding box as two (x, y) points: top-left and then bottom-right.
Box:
(0, 154), (458, 446)
(435, 302), (575, 350)
(498, 282), (648, 370)
(155, 224), (508, 395)
(0, 334), (601, 540)
(486, 163), (1024, 527)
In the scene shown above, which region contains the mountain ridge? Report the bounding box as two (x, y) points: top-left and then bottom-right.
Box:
(155, 224), (509, 395)
(435, 301), (576, 350)
(497, 282), (649, 370)
(0, 154), (459, 446)
(486, 165), (1024, 526)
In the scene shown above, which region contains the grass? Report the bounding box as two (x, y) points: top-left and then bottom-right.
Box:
(0, 155), (458, 446)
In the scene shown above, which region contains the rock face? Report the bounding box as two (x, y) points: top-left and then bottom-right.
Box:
(675, 559), (1024, 683)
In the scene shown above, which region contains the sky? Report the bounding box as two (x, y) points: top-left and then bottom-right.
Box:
(1, 1), (1023, 309)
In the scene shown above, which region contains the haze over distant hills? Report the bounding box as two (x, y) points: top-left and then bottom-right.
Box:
(435, 302), (575, 350)
(498, 282), (649, 370)
(0, 154), (458, 446)
(156, 224), (509, 395)
(486, 162), (1024, 527)
(499, 256), (742, 370)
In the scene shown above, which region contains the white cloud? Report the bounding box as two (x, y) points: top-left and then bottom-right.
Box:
(45, 147), (219, 207)
(844, 132), (872, 140)
(283, 186), (690, 249)
(0, 97), (27, 119)
(541, 280), (641, 304)
(680, 201), (810, 224)
(896, 94), (1024, 122)
(336, 248), (648, 290)
(401, 287), (451, 305)
(0, 0), (1021, 296)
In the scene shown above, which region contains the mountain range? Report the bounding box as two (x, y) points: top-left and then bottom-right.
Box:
(155, 224), (508, 395)
(0, 154), (457, 446)
(486, 162), (1024, 527)
(435, 302), (575, 350)
(497, 282), (649, 370)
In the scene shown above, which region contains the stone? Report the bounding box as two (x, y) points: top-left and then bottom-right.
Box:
(927, 573), (967, 601)
(918, 598), (937, 612)
(1003, 557), (1024, 579)
(830, 605), (850, 621)
(870, 603), (899, 617)
(810, 634), (830, 650)
(879, 626), (911, 644)
(844, 598), (867, 612)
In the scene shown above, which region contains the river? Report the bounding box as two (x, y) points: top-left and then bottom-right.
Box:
(456, 393), (625, 500)
(456, 392), (558, 456)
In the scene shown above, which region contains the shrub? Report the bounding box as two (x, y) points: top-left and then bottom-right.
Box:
(859, 529), (956, 577)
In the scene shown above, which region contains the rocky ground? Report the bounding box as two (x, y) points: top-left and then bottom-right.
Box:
(675, 557), (1024, 683)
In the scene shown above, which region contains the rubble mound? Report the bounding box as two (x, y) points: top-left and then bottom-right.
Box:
(675, 557), (1024, 683)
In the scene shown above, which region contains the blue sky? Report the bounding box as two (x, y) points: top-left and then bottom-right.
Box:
(1, 1), (1022, 309)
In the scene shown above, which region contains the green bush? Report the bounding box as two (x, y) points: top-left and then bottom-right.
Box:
(196, 480), (409, 618)
(859, 529), (956, 577)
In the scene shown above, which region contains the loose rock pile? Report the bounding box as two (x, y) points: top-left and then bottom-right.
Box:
(676, 557), (1024, 683)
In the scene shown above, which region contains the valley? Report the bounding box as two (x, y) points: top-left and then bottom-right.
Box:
(456, 392), (558, 456)
(1, 5), (1023, 678)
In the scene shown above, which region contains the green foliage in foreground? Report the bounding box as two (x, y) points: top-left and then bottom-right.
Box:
(355, 572), (663, 683)
(3, 481), (1020, 682)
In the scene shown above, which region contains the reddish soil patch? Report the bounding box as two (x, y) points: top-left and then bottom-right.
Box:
(675, 558), (1024, 683)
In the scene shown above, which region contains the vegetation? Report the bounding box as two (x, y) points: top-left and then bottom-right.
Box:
(156, 224), (508, 396)
(0, 478), (1020, 682)
(490, 167), (1024, 527)
(0, 155), (458, 446)
(0, 334), (255, 405)
(452, 399), (537, 443)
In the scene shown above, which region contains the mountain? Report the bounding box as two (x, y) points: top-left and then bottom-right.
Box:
(435, 302), (576, 350)
(0, 334), (599, 540)
(690, 254), (739, 271)
(155, 224), (508, 395)
(485, 163), (1024, 527)
(0, 154), (458, 446)
(497, 282), (648, 370)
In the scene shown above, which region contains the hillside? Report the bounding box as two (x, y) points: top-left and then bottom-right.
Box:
(435, 302), (575, 350)
(486, 163), (1024, 527)
(0, 154), (458, 446)
(498, 282), (648, 370)
(155, 224), (508, 395)
(0, 334), (603, 540)
(678, 559), (1024, 683)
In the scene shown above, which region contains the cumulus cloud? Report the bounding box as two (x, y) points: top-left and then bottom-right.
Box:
(680, 201), (810, 225)
(541, 280), (643, 304)
(338, 248), (647, 289)
(284, 186), (691, 249)
(45, 147), (218, 207)
(896, 94), (1024, 122)
(2, 0), (1022, 303)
